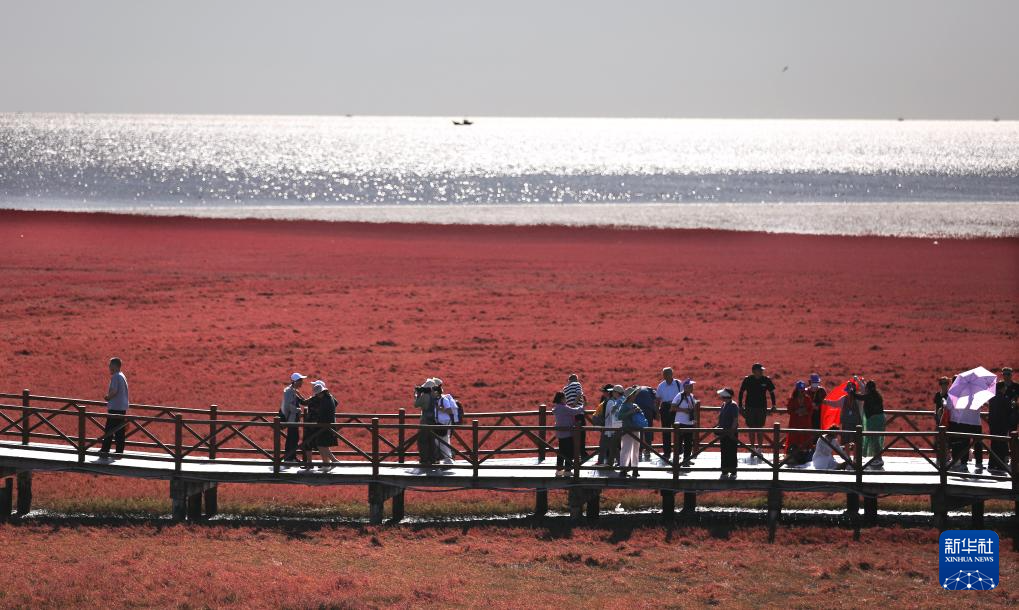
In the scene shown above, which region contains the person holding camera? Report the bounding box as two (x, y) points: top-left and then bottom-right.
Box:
(414, 379), (440, 467)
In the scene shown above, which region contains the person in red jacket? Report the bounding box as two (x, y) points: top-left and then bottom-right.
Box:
(785, 380), (814, 464)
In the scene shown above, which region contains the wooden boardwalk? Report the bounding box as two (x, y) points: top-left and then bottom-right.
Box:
(0, 391), (1016, 544)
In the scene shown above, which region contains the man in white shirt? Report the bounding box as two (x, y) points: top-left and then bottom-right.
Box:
(655, 367), (683, 462)
(280, 372), (309, 463)
(99, 357), (130, 459)
(671, 379), (700, 466)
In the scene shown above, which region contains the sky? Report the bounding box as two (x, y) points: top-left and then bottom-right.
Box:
(1, 0), (1017, 119)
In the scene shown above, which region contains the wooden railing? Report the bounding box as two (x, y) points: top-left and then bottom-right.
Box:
(0, 391), (1016, 492)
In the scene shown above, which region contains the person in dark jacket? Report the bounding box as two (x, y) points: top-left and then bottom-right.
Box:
(716, 387), (739, 480)
(738, 363), (776, 464)
(862, 380), (885, 469)
(933, 376), (952, 429)
(302, 380), (339, 470)
(415, 379), (440, 466)
(986, 381), (1018, 473)
(808, 373), (826, 431)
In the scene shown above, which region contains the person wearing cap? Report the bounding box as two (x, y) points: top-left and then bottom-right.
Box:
(861, 380), (885, 469)
(738, 363), (776, 464)
(656, 368), (684, 462)
(716, 388), (739, 480)
(785, 381), (814, 465)
(996, 367), (1018, 401)
(616, 387), (645, 477)
(596, 385), (625, 468)
(987, 374), (1018, 473)
(414, 379), (440, 467)
(932, 376), (952, 429)
(671, 379), (699, 466)
(808, 374), (826, 431)
(98, 357), (130, 460)
(301, 380), (339, 470)
(279, 372), (310, 464)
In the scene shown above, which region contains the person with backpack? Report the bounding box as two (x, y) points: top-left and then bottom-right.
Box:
(634, 385), (657, 461)
(414, 379), (440, 467)
(656, 367), (684, 462)
(617, 387), (647, 477)
(671, 379), (700, 466)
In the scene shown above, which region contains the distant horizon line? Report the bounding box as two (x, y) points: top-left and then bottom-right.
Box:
(1, 110), (1014, 122)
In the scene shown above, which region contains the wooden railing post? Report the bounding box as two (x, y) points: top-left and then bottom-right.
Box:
(272, 417), (281, 475)
(174, 414), (183, 473)
(572, 424), (581, 479)
(537, 403), (547, 462)
(772, 422), (781, 483)
(672, 424), (680, 480)
(472, 419), (480, 478)
(854, 425), (864, 485)
(937, 425), (948, 487)
(208, 404), (218, 460)
(21, 389), (30, 445)
(398, 408), (407, 464)
(371, 418), (380, 478)
(77, 405), (86, 463)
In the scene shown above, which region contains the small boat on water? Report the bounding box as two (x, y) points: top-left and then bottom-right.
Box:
(452, 118), (474, 126)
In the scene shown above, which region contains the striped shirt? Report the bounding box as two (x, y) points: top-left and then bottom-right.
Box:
(562, 381), (584, 407)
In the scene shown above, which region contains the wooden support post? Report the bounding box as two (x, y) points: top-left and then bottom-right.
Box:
(847, 493), (860, 540)
(585, 489), (600, 520)
(937, 425), (948, 488)
(767, 488), (782, 543)
(931, 493), (948, 532)
(0, 478), (11, 523)
(170, 480), (187, 522)
(472, 419), (479, 478)
(864, 496), (878, 525)
(535, 489), (548, 517)
(187, 491), (203, 521)
(77, 405), (86, 463)
(208, 404), (218, 460)
(971, 500), (985, 529)
(683, 492), (697, 516)
(173, 415), (183, 473)
(392, 490), (405, 523)
(661, 490), (675, 522)
(371, 418), (380, 479)
(272, 416), (281, 475)
(204, 486), (218, 517)
(16, 471), (32, 515)
(397, 408), (406, 464)
(537, 403), (547, 462)
(568, 487), (585, 519)
(21, 389), (30, 446)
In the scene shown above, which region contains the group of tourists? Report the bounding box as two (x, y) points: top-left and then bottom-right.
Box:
(545, 363), (1019, 480)
(92, 358), (1018, 480)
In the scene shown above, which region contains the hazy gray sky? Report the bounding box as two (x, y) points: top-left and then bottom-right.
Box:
(1, 0), (1016, 119)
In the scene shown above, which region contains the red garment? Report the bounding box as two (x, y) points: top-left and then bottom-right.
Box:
(786, 391), (815, 451)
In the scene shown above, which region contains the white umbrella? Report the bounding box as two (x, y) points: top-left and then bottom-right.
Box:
(948, 366), (997, 411)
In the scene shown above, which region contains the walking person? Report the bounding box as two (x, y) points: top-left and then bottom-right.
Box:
(716, 388), (739, 480)
(433, 378), (460, 467)
(280, 372), (309, 464)
(738, 363), (776, 464)
(671, 379), (699, 466)
(553, 391), (585, 476)
(656, 367), (684, 462)
(301, 380), (340, 470)
(99, 357), (130, 460)
(861, 380), (886, 469)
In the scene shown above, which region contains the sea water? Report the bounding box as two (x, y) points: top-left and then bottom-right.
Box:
(1, 113), (1017, 237)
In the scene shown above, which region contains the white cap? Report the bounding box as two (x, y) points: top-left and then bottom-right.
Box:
(432, 377), (444, 387)
(421, 379), (436, 389)
(291, 372), (307, 382)
(716, 388), (733, 398)
(611, 384), (625, 394)
(312, 380), (327, 393)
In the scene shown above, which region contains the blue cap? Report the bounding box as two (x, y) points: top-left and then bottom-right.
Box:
(795, 380), (806, 390)
(809, 373), (822, 384)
